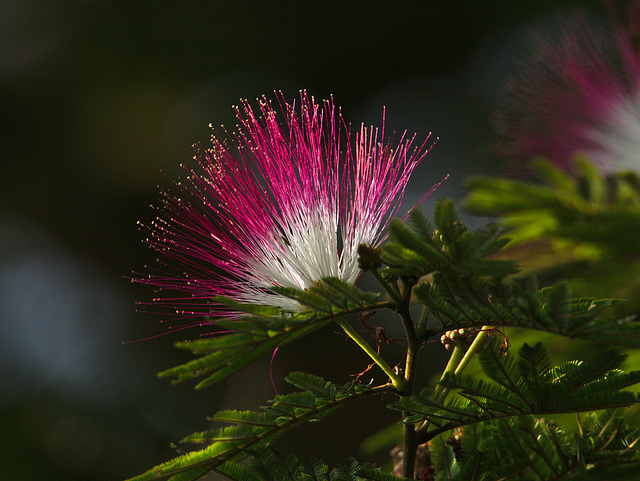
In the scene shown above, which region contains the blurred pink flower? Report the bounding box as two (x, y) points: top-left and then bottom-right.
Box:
(137, 92), (437, 319)
(495, 7), (640, 174)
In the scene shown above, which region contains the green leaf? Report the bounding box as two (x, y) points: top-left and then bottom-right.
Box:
(380, 201), (519, 279)
(274, 278), (380, 313)
(213, 460), (264, 481)
(430, 434), (459, 481)
(213, 448), (391, 481)
(416, 272), (636, 348)
(426, 411), (640, 480)
(465, 158), (640, 258)
(126, 374), (389, 481)
(158, 279), (381, 389)
(391, 343), (640, 439)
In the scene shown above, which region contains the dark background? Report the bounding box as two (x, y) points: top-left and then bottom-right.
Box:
(0, 2), (604, 480)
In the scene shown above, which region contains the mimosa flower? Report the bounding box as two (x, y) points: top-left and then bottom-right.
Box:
(137, 92), (437, 318)
(494, 8), (640, 174)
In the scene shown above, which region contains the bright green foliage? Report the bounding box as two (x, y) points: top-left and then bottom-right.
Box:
(427, 411), (640, 480)
(126, 373), (387, 481)
(463, 158), (640, 321)
(416, 273), (639, 346)
(132, 193), (640, 481)
(465, 158), (640, 257)
(392, 342), (640, 437)
(380, 200), (519, 278)
(273, 277), (380, 313)
(212, 447), (415, 481)
(158, 279), (380, 389)
(381, 201), (638, 347)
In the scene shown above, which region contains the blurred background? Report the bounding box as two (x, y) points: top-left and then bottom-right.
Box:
(0, 1), (608, 480)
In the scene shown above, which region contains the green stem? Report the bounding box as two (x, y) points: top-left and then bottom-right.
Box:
(371, 269), (401, 304)
(402, 422), (417, 479)
(398, 279), (419, 391)
(415, 305), (429, 341)
(416, 326), (492, 440)
(454, 326), (491, 376)
(424, 344), (465, 409)
(335, 318), (404, 391)
(397, 279), (419, 478)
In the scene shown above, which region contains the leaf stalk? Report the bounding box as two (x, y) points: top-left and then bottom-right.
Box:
(335, 318), (405, 391)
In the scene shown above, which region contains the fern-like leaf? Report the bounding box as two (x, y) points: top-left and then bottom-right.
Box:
(416, 272), (638, 348)
(125, 374), (390, 481)
(391, 343), (640, 441)
(158, 280), (381, 389)
(425, 411), (640, 480)
(379, 201), (519, 279)
(465, 158), (640, 258)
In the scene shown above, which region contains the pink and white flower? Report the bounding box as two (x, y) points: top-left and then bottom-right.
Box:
(138, 92), (437, 318)
(495, 8), (640, 174)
